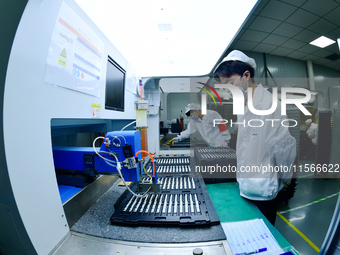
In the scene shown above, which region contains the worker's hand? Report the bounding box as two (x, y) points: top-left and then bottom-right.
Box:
(283, 182), (291, 189)
(174, 136), (181, 143)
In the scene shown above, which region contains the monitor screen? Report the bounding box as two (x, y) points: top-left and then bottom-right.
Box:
(105, 56), (126, 112)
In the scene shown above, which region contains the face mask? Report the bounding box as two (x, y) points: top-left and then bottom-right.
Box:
(191, 115), (199, 121)
(238, 78), (248, 98)
(190, 110), (199, 120)
(227, 76), (247, 99)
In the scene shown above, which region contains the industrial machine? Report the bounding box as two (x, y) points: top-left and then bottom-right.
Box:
(53, 134), (220, 228)
(53, 88), (161, 194)
(53, 130), (161, 193)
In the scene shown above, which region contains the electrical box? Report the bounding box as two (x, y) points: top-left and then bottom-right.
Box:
(53, 130), (142, 184)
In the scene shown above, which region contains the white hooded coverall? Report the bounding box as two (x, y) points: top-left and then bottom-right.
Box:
(237, 84), (296, 201)
(306, 123), (318, 145)
(176, 110), (231, 147)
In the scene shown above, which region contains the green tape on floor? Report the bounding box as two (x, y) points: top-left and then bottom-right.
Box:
(279, 192), (339, 214)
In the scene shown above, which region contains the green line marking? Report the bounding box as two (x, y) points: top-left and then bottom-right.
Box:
(296, 165), (314, 178)
(299, 173), (314, 178)
(279, 192), (339, 214)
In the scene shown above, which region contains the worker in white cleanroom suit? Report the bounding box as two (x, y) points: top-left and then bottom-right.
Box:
(305, 119), (318, 146)
(174, 103), (231, 147)
(213, 50), (296, 225)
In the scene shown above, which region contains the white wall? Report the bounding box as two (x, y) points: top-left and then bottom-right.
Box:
(3, 0), (140, 254)
(167, 93), (190, 122)
(159, 77), (206, 126)
(160, 90), (167, 125)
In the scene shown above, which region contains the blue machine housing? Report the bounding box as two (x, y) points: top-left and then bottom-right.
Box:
(53, 130), (142, 183)
(97, 130), (142, 181)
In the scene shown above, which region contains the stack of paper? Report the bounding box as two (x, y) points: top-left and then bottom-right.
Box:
(222, 219), (282, 255)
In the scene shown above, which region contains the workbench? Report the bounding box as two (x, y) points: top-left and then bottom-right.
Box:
(70, 179), (290, 244)
(71, 178), (226, 243)
(54, 179), (293, 254)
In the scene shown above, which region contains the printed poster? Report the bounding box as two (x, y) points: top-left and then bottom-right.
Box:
(45, 2), (104, 97)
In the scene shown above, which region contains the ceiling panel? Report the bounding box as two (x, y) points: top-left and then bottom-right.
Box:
(298, 44), (322, 54)
(243, 14), (257, 29)
(249, 16), (282, 32)
(259, 0), (297, 21)
(326, 43), (340, 53)
(230, 0), (340, 72)
(270, 47), (294, 56)
(292, 29), (320, 43)
(324, 6), (340, 24)
(307, 18), (337, 35)
(278, 0), (307, 7)
(286, 51), (308, 59)
(325, 27), (340, 41)
(252, 0), (270, 15)
(253, 43), (278, 53)
(235, 28), (247, 41)
(234, 40), (258, 51)
(301, 54), (320, 61)
(313, 48), (334, 58)
(240, 29), (269, 42)
(272, 22), (304, 37)
(281, 39), (306, 50)
(262, 34), (290, 46)
(285, 9), (319, 28)
(300, 0), (339, 17)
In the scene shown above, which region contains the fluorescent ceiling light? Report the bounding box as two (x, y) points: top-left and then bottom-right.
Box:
(75, 0), (259, 77)
(338, 38), (340, 52)
(309, 36), (335, 48)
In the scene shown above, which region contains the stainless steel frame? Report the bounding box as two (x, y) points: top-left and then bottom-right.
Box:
(52, 232), (232, 255)
(63, 175), (118, 227)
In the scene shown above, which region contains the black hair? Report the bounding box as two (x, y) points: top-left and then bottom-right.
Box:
(185, 111), (191, 117)
(214, 60), (255, 82)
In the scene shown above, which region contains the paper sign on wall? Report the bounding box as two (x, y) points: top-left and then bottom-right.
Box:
(45, 2), (104, 97)
(91, 103), (101, 118)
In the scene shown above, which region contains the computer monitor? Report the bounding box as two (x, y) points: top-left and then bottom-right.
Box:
(105, 56), (126, 112)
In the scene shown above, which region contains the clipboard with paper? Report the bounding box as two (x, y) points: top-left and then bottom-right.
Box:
(221, 219), (298, 255)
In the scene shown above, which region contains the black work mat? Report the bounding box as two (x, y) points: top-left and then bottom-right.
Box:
(71, 180), (226, 243)
(193, 147), (237, 181)
(110, 175), (219, 228)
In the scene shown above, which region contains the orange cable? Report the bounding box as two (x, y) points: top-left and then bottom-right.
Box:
(135, 150), (155, 177)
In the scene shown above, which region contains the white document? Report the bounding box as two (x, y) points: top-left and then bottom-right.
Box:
(126, 63), (140, 95)
(45, 2), (104, 97)
(222, 219), (282, 255)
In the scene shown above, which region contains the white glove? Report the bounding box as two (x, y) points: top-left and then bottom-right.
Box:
(174, 136), (181, 143)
